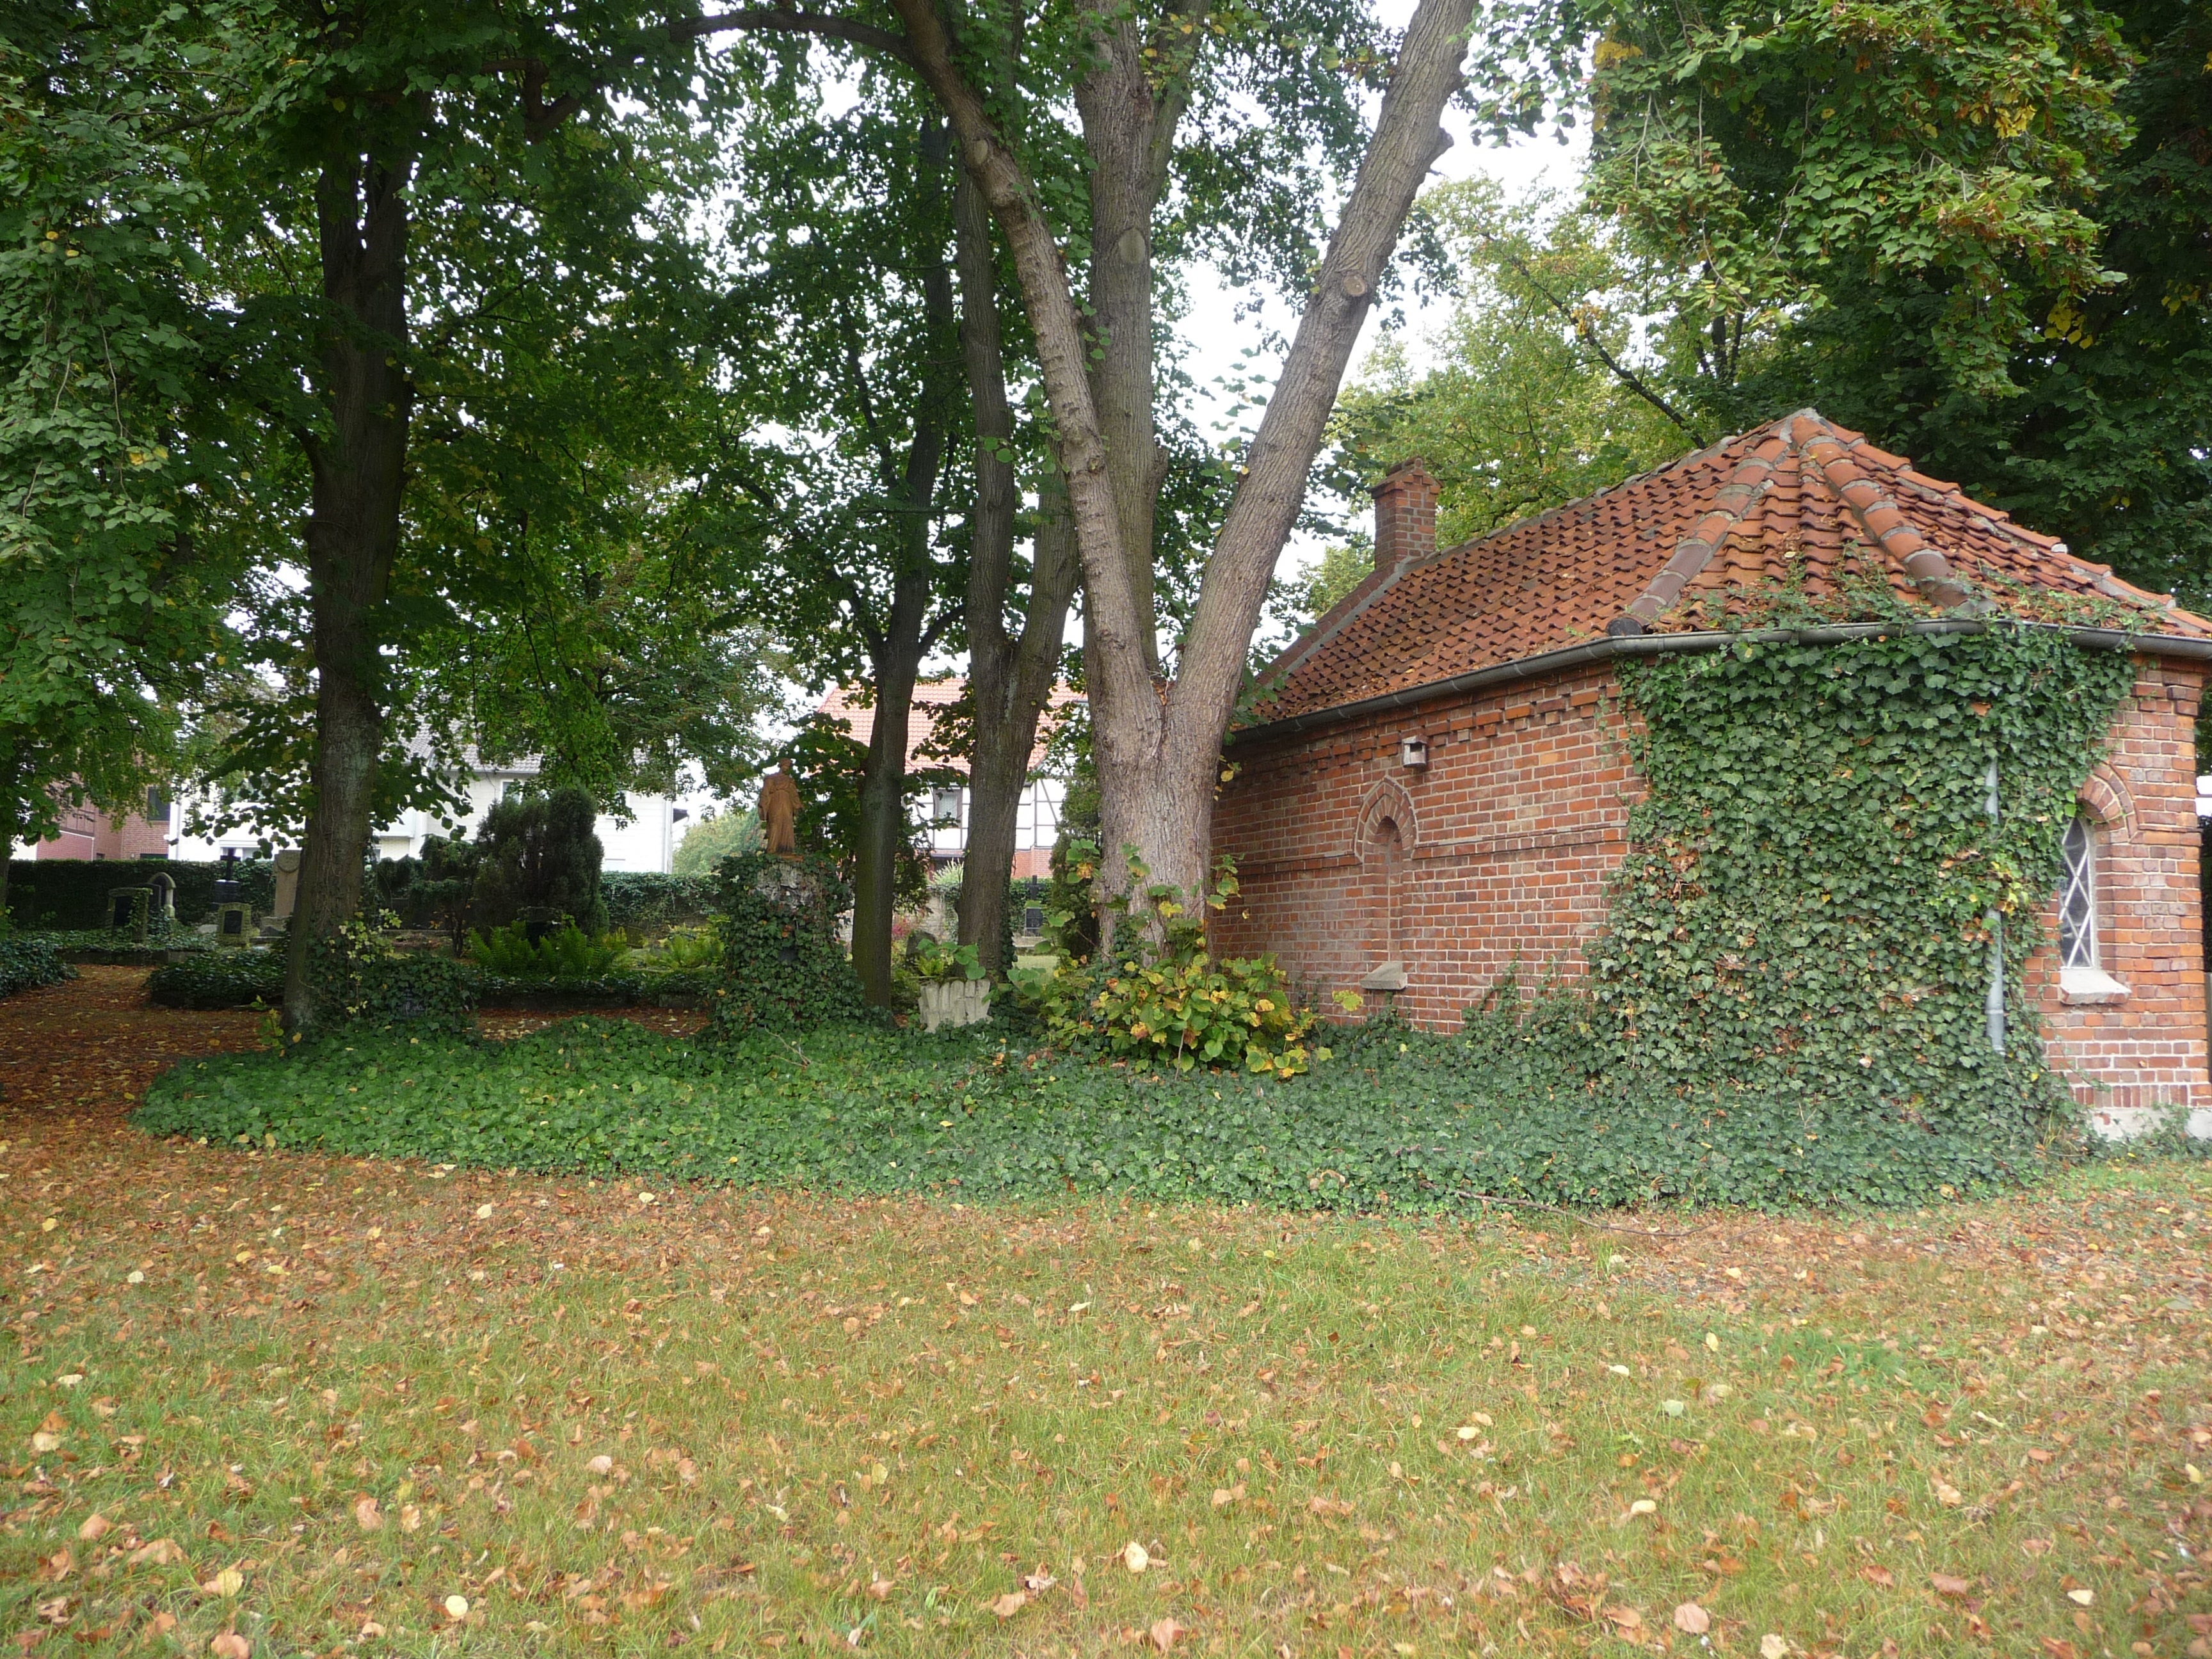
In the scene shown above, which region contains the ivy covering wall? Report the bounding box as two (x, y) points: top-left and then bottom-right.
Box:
(1557, 624), (2138, 1204)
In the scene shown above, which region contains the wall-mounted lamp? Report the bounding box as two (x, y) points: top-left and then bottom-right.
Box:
(1399, 735), (1429, 770)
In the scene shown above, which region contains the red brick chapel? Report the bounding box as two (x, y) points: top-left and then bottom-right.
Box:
(1211, 410), (2212, 1128)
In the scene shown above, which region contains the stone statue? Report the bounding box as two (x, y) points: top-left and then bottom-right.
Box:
(758, 762), (801, 858)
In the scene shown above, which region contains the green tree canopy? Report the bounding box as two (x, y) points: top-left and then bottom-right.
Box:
(1326, 179), (1688, 552)
(1448, 0), (2209, 598)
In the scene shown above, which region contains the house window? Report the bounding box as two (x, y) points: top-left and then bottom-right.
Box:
(931, 786), (963, 826)
(2058, 815), (2097, 969)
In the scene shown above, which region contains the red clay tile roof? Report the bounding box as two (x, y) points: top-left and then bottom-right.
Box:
(1254, 409), (2210, 725)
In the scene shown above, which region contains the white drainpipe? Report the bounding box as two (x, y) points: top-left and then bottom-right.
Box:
(1985, 758), (2005, 1054)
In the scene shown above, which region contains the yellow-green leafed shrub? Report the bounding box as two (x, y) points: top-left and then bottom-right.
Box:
(1012, 848), (1358, 1077)
(1088, 950), (1327, 1077)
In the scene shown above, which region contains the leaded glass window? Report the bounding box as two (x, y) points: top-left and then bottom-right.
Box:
(2058, 815), (2097, 969)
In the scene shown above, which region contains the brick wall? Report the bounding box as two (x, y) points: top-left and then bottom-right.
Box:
(2024, 658), (2209, 1118)
(1215, 649), (2209, 1118)
(1212, 661), (1634, 1030)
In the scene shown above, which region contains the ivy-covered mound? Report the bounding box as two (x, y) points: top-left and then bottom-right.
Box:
(703, 852), (873, 1038)
(1551, 623), (2137, 1205)
(0, 934), (72, 1000)
(147, 951), (284, 1010)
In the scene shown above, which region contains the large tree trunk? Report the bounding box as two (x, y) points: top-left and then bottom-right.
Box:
(850, 610), (926, 1005)
(1073, 8), (1189, 682)
(0, 762), (17, 926)
(951, 167), (1079, 974)
(961, 492), (1076, 971)
(849, 119), (960, 1006)
(283, 149), (413, 1038)
(898, 0), (1474, 932)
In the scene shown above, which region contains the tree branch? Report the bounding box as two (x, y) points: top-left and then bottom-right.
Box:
(483, 58), (590, 141)
(1498, 248), (1705, 444)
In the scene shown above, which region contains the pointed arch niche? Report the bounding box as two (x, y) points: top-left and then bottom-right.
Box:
(1354, 780), (1419, 972)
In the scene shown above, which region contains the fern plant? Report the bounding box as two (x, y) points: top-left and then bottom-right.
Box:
(465, 919), (625, 979)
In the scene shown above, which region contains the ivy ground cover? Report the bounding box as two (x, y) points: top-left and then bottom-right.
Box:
(136, 1005), (2066, 1214)
(2, 969), (2210, 1655)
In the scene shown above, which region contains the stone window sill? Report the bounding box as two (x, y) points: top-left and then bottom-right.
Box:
(2060, 965), (2129, 1006)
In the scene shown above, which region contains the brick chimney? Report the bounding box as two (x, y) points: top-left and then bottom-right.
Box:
(1372, 458), (1438, 578)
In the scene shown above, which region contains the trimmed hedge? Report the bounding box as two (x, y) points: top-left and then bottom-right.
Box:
(602, 873), (717, 935)
(147, 949), (720, 1012)
(476, 969), (721, 1009)
(13, 861), (718, 936)
(6, 858), (274, 929)
(146, 951), (283, 1009)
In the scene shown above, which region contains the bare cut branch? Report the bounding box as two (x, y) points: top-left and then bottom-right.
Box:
(676, 8), (915, 64)
(1497, 247), (1705, 444)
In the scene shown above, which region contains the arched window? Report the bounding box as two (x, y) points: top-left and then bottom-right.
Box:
(2058, 815), (2097, 970)
(2057, 813), (2128, 1003)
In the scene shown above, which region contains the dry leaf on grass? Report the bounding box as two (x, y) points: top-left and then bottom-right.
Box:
(1860, 1564), (1895, 1589)
(1673, 1602), (1711, 1634)
(990, 1591), (1027, 1619)
(1149, 1617), (1183, 1651)
(210, 1633), (250, 1659)
(352, 1496), (381, 1531)
(1931, 1572), (1973, 1598)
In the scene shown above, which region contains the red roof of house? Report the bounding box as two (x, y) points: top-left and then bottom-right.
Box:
(815, 679), (1080, 774)
(1255, 409), (2210, 725)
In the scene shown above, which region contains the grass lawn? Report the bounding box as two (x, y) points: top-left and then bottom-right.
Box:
(3, 970), (2209, 1657)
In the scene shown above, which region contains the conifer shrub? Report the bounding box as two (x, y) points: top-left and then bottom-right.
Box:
(470, 787), (607, 934)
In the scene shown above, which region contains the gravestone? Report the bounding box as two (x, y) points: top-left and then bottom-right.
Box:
(148, 872), (177, 922)
(215, 904), (252, 947)
(271, 848), (303, 920)
(108, 887), (150, 943)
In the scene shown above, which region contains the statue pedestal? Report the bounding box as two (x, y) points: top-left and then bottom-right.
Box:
(918, 979), (991, 1033)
